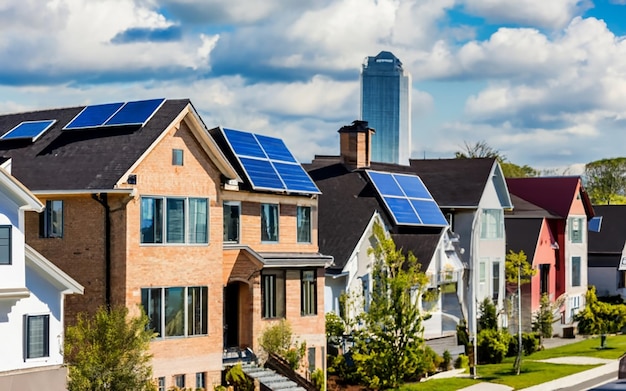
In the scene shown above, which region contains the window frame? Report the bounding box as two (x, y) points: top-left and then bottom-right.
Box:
(261, 270), (286, 319)
(479, 260), (486, 283)
(571, 256), (581, 287)
(174, 374), (185, 389)
(569, 217), (584, 243)
(141, 286), (208, 338)
(223, 201), (241, 243)
(25, 314), (50, 359)
(260, 203), (279, 243)
(172, 149), (184, 166)
(492, 261), (500, 301)
(0, 225), (11, 265)
(301, 269), (317, 316)
(140, 196), (209, 245)
(480, 209), (504, 240)
(296, 206), (312, 244)
(196, 372), (206, 389)
(41, 200), (63, 238)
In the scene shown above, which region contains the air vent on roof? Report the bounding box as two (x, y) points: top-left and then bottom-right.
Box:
(0, 120), (57, 142)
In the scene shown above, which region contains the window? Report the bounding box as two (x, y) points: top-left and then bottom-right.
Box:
(196, 372), (206, 389)
(174, 374), (185, 389)
(26, 314), (49, 359)
(572, 256), (581, 287)
(141, 286), (208, 338)
(619, 271), (626, 289)
(157, 377), (165, 391)
(569, 217), (584, 243)
(297, 206), (311, 243)
(540, 264), (550, 294)
(492, 262), (500, 301)
(261, 203), (279, 242)
(223, 202), (240, 243)
(479, 261), (486, 283)
(41, 200), (63, 238)
(172, 149), (184, 166)
(261, 271), (285, 318)
(0, 226), (10, 264)
(480, 209), (503, 239)
(301, 270), (317, 316)
(308, 347), (316, 374)
(140, 197), (208, 244)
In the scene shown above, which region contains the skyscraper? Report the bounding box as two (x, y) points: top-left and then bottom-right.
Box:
(360, 51), (411, 164)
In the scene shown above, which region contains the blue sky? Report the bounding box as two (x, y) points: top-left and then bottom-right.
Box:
(1, 0), (625, 172)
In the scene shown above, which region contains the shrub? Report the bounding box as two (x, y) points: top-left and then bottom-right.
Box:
(225, 364), (253, 391)
(478, 298), (498, 331)
(440, 350), (452, 371)
(311, 369), (325, 391)
(455, 354), (469, 369)
(478, 329), (510, 364)
(507, 332), (540, 357)
(532, 293), (554, 339)
(327, 353), (361, 385)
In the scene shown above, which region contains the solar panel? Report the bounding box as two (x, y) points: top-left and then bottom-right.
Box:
(64, 102), (124, 129)
(104, 98), (165, 126)
(1, 120), (56, 141)
(222, 128), (320, 194)
(366, 170), (447, 227)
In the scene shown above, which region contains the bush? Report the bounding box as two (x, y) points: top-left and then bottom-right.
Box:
(440, 350), (452, 371)
(408, 345), (442, 382)
(311, 369), (325, 391)
(327, 353), (361, 385)
(478, 329), (510, 364)
(225, 364), (253, 391)
(455, 354), (469, 369)
(478, 298), (498, 331)
(507, 332), (540, 357)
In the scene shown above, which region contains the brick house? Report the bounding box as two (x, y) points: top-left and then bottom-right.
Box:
(0, 99), (328, 389)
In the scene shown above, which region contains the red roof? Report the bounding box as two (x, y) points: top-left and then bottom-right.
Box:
(506, 177), (594, 218)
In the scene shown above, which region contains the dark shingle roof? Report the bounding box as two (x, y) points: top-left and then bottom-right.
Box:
(391, 233), (440, 272)
(505, 218), (542, 261)
(588, 205), (626, 254)
(0, 99), (191, 191)
(406, 158), (497, 207)
(506, 194), (560, 219)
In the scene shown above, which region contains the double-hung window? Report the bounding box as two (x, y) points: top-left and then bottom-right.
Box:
(26, 314), (49, 359)
(261, 203), (279, 242)
(569, 217), (584, 243)
(41, 200), (63, 238)
(223, 201), (240, 243)
(141, 286), (208, 338)
(140, 197), (208, 244)
(297, 206), (311, 243)
(571, 256), (581, 287)
(480, 209), (503, 239)
(261, 270), (285, 318)
(492, 261), (500, 301)
(0, 226), (11, 265)
(301, 270), (317, 316)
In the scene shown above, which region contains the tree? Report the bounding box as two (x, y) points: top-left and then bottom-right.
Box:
(584, 157), (626, 205)
(455, 140), (538, 178)
(505, 250), (537, 375)
(575, 286), (626, 348)
(259, 319), (306, 369)
(478, 297), (498, 331)
(500, 162), (539, 178)
(532, 293), (555, 339)
(64, 306), (156, 391)
(350, 222), (432, 389)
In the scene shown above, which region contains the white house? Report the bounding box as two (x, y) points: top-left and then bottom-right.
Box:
(0, 165), (83, 391)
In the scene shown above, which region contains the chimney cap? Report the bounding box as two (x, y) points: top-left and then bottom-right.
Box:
(337, 120), (376, 134)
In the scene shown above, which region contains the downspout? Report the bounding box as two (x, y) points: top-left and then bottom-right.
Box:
(92, 193), (112, 309)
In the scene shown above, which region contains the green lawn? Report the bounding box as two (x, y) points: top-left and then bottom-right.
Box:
(396, 335), (626, 390)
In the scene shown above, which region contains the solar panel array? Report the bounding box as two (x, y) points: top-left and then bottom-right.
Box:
(1, 120), (57, 142)
(366, 170), (448, 227)
(222, 128), (320, 194)
(64, 98), (165, 130)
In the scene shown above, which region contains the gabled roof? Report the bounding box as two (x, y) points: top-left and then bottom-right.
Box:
(0, 100), (239, 191)
(391, 233), (440, 272)
(506, 177), (594, 219)
(506, 194), (560, 219)
(306, 163), (385, 272)
(505, 218), (543, 261)
(0, 166), (43, 212)
(588, 205), (626, 254)
(406, 158), (503, 208)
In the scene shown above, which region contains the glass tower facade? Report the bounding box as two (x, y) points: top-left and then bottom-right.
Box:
(360, 51), (411, 165)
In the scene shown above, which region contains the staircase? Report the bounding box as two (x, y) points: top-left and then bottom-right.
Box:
(241, 363), (307, 391)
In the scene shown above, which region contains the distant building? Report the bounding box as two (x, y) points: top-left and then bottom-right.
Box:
(360, 51), (411, 165)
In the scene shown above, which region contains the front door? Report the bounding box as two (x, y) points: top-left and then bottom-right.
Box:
(224, 283), (239, 348)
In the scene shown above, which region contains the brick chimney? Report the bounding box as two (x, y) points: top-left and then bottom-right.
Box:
(338, 120), (375, 169)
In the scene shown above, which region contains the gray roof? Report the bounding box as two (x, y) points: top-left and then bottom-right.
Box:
(0, 99), (191, 191)
(589, 205), (626, 254)
(505, 218), (543, 261)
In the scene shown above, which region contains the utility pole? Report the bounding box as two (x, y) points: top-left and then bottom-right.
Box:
(514, 261), (522, 375)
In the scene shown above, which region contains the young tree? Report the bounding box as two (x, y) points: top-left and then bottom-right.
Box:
(350, 222), (432, 389)
(505, 250), (536, 375)
(584, 157), (626, 205)
(532, 293), (555, 340)
(575, 286), (626, 348)
(64, 306), (156, 391)
(478, 297), (498, 331)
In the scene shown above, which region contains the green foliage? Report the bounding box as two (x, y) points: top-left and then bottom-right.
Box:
(507, 333), (540, 357)
(350, 222), (432, 389)
(455, 141), (503, 160)
(532, 293), (554, 339)
(477, 329), (511, 364)
(500, 162), (539, 178)
(285, 342), (307, 370)
(327, 354), (361, 384)
(478, 298), (498, 331)
(455, 354), (469, 369)
(440, 350), (452, 371)
(225, 364), (253, 391)
(259, 318), (293, 357)
(456, 318), (470, 351)
(584, 157), (626, 205)
(325, 311), (345, 346)
(311, 369), (325, 391)
(64, 306), (156, 391)
(505, 250), (537, 284)
(575, 286), (626, 344)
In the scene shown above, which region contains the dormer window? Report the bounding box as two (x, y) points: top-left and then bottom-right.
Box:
(0, 226), (11, 264)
